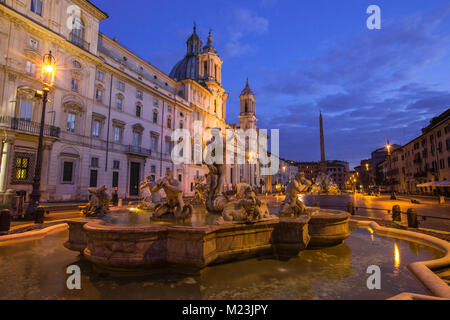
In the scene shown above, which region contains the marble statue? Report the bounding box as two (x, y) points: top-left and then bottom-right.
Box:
(190, 175), (209, 205)
(151, 171), (193, 221)
(215, 186), (275, 224)
(201, 136), (276, 224)
(138, 175), (161, 210)
(82, 185), (110, 217)
(311, 172), (340, 195)
(280, 172), (312, 217)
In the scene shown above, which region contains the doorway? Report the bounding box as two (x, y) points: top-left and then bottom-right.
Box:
(129, 162), (140, 196)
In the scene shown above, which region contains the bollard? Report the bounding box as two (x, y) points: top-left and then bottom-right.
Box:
(314, 202), (321, 208)
(407, 208), (419, 228)
(118, 198), (123, 208)
(347, 202), (355, 215)
(0, 209), (12, 234)
(392, 205), (402, 222)
(34, 206), (45, 224)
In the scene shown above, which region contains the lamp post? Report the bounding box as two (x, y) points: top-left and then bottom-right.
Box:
(385, 140), (396, 200)
(26, 51), (55, 216)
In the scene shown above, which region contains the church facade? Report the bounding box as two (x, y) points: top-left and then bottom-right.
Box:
(0, 0), (262, 202)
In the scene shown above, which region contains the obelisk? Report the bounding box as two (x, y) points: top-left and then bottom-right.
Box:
(319, 112), (327, 174)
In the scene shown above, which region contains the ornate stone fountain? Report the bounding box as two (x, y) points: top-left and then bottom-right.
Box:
(64, 138), (351, 272)
(310, 172), (340, 195)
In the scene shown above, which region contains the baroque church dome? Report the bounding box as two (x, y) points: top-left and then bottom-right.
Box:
(170, 26), (219, 82)
(169, 26), (202, 81)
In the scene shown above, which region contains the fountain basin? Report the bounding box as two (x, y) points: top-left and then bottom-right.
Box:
(64, 208), (351, 272)
(66, 217), (312, 272)
(308, 210), (351, 247)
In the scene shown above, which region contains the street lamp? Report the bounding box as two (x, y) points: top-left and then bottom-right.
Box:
(385, 140), (396, 200)
(26, 51), (56, 217)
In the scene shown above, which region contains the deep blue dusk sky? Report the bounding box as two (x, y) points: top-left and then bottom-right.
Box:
(90, 0), (450, 168)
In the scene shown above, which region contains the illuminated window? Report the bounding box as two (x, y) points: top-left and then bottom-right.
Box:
(15, 156), (30, 180)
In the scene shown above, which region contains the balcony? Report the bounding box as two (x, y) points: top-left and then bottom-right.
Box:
(69, 32), (90, 52)
(125, 145), (152, 157)
(0, 115), (60, 138)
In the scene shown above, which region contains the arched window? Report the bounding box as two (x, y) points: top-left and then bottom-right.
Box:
(167, 116), (172, 129)
(72, 60), (81, 69)
(179, 120), (184, 129)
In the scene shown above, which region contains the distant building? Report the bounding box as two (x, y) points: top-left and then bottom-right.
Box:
(368, 108), (450, 195)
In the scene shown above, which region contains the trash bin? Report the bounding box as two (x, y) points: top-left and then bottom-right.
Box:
(0, 209), (12, 234)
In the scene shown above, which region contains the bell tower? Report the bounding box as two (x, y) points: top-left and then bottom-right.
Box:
(239, 78), (257, 130)
(198, 30), (222, 84)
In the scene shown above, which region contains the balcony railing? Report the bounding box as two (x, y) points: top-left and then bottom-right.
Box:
(126, 145), (152, 157)
(69, 32), (90, 51)
(0, 115), (60, 138)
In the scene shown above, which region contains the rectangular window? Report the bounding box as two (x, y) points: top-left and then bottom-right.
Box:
(117, 97), (123, 110)
(96, 89), (103, 103)
(90, 157), (99, 168)
(151, 165), (156, 173)
(97, 71), (104, 81)
(153, 98), (158, 106)
(136, 105), (141, 118)
(118, 81), (125, 91)
(134, 132), (141, 148)
(113, 160), (120, 170)
(90, 170), (98, 188)
(153, 112), (158, 124)
(71, 79), (78, 92)
(165, 139), (172, 155)
(151, 136), (158, 152)
(137, 90), (143, 99)
(113, 127), (122, 144)
(20, 100), (33, 121)
(15, 156), (30, 181)
(92, 120), (101, 138)
(62, 161), (74, 183)
(67, 112), (76, 133)
(25, 61), (36, 75)
(440, 159), (445, 170)
(30, 0), (42, 16)
(112, 171), (119, 188)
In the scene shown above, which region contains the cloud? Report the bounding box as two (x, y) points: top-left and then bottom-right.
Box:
(256, 4), (450, 168)
(224, 9), (269, 57)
